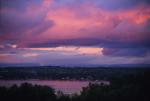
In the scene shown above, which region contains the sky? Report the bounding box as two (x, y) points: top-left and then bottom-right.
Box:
(0, 0), (150, 67)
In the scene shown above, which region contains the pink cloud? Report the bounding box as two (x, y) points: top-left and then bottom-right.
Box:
(0, 1), (149, 48)
(21, 4), (149, 48)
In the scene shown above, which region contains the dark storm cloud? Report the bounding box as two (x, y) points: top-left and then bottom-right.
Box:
(0, 11), (54, 37)
(27, 37), (150, 48)
(0, 11), (43, 34)
(0, 0), (42, 11)
(0, 0), (54, 38)
(1, 0), (150, 11)
(53, 0), (150, 10)
(94, 0), (150, 10)
(102, 48), (149, 57)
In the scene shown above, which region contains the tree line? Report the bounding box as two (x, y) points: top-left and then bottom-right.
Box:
(0, 67), (148, 80)
(0, 70), (150, 101)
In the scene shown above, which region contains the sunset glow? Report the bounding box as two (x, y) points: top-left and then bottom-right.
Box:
(0, 0), (150, 66)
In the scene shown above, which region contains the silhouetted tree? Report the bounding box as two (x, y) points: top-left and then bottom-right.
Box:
(0, 83), (56, 101)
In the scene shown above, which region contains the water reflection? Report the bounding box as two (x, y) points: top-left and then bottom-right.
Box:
(0, 80), (89, 95)
(0, 80), (109, 95)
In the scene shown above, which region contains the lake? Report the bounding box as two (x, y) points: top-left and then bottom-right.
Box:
(0, 80), (109, 95)
(0, 80), (90, 95)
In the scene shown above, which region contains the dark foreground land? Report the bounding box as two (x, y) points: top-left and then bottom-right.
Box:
(0, 67), (150, 101)
(0, 67), (149, 80)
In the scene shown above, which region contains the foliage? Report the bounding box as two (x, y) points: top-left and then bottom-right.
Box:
(0, 68), (150, 101)
(0, 83), (56, 101)
(0, 67), (148, 80)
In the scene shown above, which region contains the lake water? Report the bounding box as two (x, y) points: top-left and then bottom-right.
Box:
(0, 80), (90, 95)
(0, 80), (109, 95)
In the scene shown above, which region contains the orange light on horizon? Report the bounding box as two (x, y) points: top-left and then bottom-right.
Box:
(23, 46), (103, 55)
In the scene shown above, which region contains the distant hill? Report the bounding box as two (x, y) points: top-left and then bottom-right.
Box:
(0, 63), (40, 67)
(0, 63), (150, 68)
(0, 66), (150, 80)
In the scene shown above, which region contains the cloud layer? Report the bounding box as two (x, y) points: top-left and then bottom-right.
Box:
(0, 0), (150, 66)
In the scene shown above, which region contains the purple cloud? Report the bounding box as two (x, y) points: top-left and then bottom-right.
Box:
(102, 48), (149, 57)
